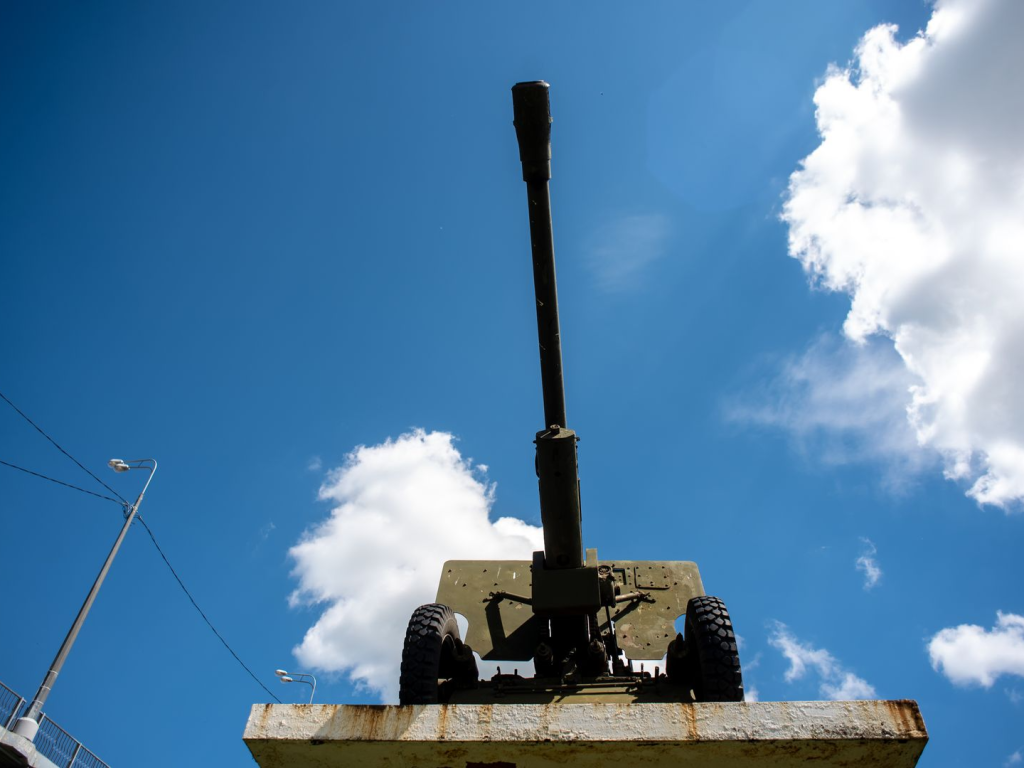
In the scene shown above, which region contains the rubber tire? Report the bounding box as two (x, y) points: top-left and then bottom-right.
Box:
(399, 603), (469, 704)
(683, 595), (744, 702)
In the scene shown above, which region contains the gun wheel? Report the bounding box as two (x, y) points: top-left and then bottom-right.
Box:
(673, 595), (744, 702)
(399, 603), (478, 704)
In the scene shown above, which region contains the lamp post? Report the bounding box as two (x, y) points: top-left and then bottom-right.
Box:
(13, 459), (156, 741)
(275, 669), (317, 704)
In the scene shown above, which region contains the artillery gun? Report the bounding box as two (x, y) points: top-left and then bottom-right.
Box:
(399, 82), (743, 705)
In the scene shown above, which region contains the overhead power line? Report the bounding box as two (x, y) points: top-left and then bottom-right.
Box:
(0, 389), (128, 505)
(0, 459), (123, 504)
(0, 389), (283, 704)
(135, 516), (282, 704)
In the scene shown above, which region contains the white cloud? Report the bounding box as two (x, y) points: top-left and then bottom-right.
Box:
(586, 213), (670, 293)
(928, 611), (1024, 687)
(288, 429), (542, 702)
(739, 647), (762, 703)
(856, 537), (882, 590)
(768, 622), (876, 700)
(729, 335), (932, 488)
(1006, 750), (1022, 767)
(781, 0), (1024, 509)
(821, 672), (878, 701)
(306, 456), (322, 472)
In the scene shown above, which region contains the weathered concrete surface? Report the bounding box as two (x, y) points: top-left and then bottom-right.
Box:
(0, 727), (61, 768)
(244, 700), (927, 767)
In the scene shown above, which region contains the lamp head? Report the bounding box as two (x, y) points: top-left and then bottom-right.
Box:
(280, 676), (294, 683)
(108, 459), (130, 473)
(275, 669), (288, 677)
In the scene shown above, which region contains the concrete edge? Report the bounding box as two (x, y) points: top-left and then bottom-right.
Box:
(244, 700), (928, 745)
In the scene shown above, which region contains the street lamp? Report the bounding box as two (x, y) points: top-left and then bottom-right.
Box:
(13, 458), (157, 741)
(275, 668), (317, 704)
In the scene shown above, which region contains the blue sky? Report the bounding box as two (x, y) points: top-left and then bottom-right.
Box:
(2, 1), (1023, 766)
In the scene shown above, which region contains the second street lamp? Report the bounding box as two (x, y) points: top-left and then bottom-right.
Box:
(275, 669), (317, 704)
(13, 458), (156, 741)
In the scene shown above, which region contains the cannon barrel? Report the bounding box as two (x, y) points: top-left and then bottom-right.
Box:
(512, 81), (565, 430)
(512, 81), (583, 571)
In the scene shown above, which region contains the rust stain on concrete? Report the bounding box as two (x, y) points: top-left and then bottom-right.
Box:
(253, 704), (274, 730)
(437, 704), (451, 740)
(476, 703), (494, 741)
(882, 700), (927, 737)
(680, 702), (698, 741)
(344, 705), (416, 741)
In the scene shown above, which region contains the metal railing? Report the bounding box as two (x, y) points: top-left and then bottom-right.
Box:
(1, 680), (23, 731)
(1, 680), (110, 768)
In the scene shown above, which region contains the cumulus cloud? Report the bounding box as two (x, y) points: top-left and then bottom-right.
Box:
(288, 429), (542, 702)
(856, 537), (882, 590)
(780, 0), (1024, 509)
(769, 622), (876, 700)
(928, 611), (1024, 687)
(586, 213), (670, 293)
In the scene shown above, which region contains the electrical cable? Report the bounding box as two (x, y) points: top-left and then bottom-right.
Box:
(0, 392), (284, 704)
(0, 389), (129, 505)
(136, 516), (283, 703)
(0, 459), (123, 504)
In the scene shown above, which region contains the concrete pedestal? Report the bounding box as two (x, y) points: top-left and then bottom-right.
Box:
(244, 700), (927, 768)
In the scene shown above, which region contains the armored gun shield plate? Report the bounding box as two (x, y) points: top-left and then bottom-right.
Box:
(600, 560), (705, 660)
(435, 560), (543, 660)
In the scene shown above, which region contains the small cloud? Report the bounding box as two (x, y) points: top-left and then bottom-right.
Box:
(856, 537), (882, 590)
(928, 612), (1024, 687)
(586, 213), (671, 293)
(1008, 688), (1022, 705)
(1005, 750), (1022, 767)
(738, 648), (763, 702)
(726, 334), (933, 493)
(307, 456), (323, 472)
(821, 671), (877, 700)
(259, 522), (276, 541)
(768, 621), (876, 700)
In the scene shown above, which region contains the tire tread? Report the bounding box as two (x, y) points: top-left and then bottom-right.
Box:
(399, 603), (460, 704)
(685, 595), (744, 702)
